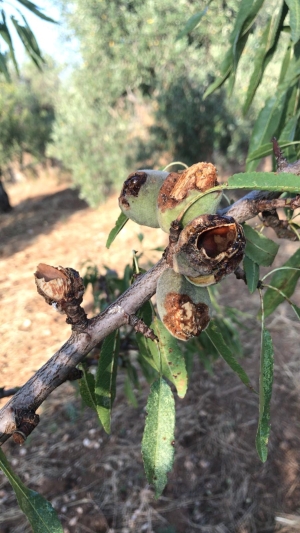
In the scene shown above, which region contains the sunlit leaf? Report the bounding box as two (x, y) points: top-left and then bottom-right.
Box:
(278, 43), (293, 85)
(263, 248), (300, 317)
(95, 330), (120, 433)
(204, 0), (265, 98)
(243, 224), (279, 267)
(11, 14), (44, 69)
(203, 321), (255, 391)
(106, 211), (128, 249)
(246, 93), (287, 171)
(226, 171), (300, 193)
(243, 6), (287, 114)
(0, 449), (63, 533)
(286, 0), (300, 43)
(0, 11), (18, 73)
(16, 0), (57, 23)
(256, 327), (274, 462)
(243, 255), (260, 293)
(142, 378), (175, 498)
(246, 140), (300, 162)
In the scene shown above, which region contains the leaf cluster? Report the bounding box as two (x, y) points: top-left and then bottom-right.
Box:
(0, 0), (56, 80)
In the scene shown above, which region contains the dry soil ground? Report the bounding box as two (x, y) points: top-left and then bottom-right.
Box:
(0, 174), (300, 533)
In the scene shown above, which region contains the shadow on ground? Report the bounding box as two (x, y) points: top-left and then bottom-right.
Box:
(0, 188), (88, 258)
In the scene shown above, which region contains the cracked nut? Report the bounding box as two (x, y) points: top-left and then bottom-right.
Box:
(118, 169), (168, 227)
(157, 162), (222, 232)
(156, 268), (212, 341)
(34, 263), (85, 308)
(172, 214), (245, 286)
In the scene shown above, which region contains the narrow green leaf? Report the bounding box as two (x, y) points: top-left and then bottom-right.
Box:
(243, 224), (279, 267)
(11, 15), (44, 69)
(176, 6), (209, 41)
(0, 11), (19, 73)
(263, 248), (300, 317)
(0, 448), (63, 533)
(226, 171), (300, 193)
(95, 331), (120, 434)
(16, 0), (57, 23)
(0, 51), (10, 81)
(243, 255), (260, 293)
(203, 321), (255, 391)
(124, 375), (138, 407)
(256, 328), (274, 462)
(153, 318), (188, 398)
(203, 48), (232, 98)
(243, 7), (285, 114)
(291, 303), (300, 319)
(286, 0), (300, 43)
(246, 93), (287, 171)
(246, 140), (300, 162)
(136, 332), (160, 373)
(278, 43), (293, 85)
(106, 211), (128, 249)
(142, 378), (175, 498)
(79, 366), (97, 412)
(278, 45), (300, 91)
(137, 300), (153, 327)
(231, 0), (265, 43)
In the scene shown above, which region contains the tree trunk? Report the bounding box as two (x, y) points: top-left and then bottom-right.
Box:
(0, 169), (12, 213)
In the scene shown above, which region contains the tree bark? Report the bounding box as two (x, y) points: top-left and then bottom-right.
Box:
(0, 166), (12, 213)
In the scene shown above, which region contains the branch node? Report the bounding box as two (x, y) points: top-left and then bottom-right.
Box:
(34, 264), (88, 331)
(272, 137), (288, 171)
(127, 314), (158, 341)
(12, 410), (40, 445)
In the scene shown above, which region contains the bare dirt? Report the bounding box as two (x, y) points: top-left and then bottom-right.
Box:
(0, 174), (300, 533)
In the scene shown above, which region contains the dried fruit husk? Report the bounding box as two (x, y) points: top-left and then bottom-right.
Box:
(156, 268), (212, 341)
(157, 162), (221, 232)
(172, 214), (245, 286)
(118, 169), (168, 228)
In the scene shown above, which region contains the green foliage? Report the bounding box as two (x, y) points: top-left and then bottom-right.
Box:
(0, 448), (63, 532)
(205, 0), (300, 170)
(95, 330), (120, 433)
(106, 212), (128, 249)
(243, 224), (279, 267)
(203, 321), (254, 391)
(0, 59), (58, 169)
(262, 248), (300, 317)
(243, 256), (260, 294)
(256, 324), (274, 462)
(141, 378), (175, 498)
(0, 1), (56, 79)
(152, 318), (188, 398)
(49, 0), (253, 206)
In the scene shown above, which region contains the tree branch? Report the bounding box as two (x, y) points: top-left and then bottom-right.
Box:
(0, 258), (168, 444)
(1, 169), (300, 444)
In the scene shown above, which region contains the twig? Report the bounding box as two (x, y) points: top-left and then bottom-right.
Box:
(1, 159), (300, 444)
(0, 258), (168, 444)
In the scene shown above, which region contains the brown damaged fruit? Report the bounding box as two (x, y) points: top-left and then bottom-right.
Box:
(172, 214), (245, 286)
(118, 169), (169, 228)
(157, 162), (222, 232)
(156, 268), (212, 341)
(35, 263), (84, 308)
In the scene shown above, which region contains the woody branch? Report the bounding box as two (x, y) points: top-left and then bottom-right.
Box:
(0, 144), (299, 445)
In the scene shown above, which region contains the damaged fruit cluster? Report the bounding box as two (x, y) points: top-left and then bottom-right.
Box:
(119, 163), (246, 340)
